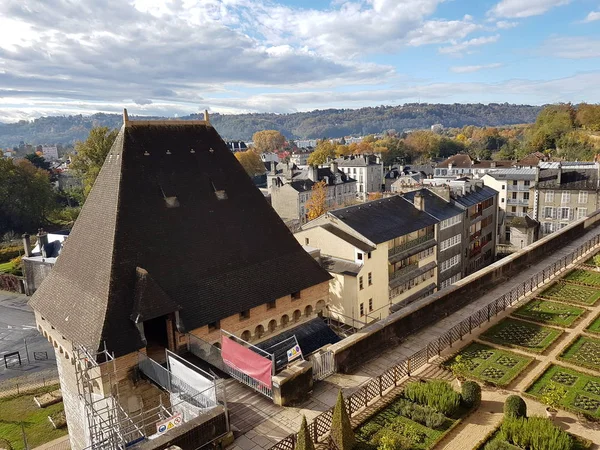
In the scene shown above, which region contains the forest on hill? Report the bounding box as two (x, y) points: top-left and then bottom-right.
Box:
(0, 103), (542, 147)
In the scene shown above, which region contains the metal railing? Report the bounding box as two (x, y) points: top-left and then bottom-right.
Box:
(506, 198), (530, 205)
(267, 231), (600, 450)
(389, 263), (419, 282)
(388, 234), (434, 258)
(507, 185), (530, 192)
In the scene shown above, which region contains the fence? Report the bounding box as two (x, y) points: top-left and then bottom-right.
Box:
(268, 231), (600, 450)
(0, 367), (59, 398)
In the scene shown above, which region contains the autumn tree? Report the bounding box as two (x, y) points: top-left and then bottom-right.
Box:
(404, 130), (440, 160)
(306, 180), (328, 221)
(576, 103), (600, 131)
(70, 126), (118, 197)
(307, 140), (336, 165)
(234, 149), (266, 177)
(252, 130), (286, 153)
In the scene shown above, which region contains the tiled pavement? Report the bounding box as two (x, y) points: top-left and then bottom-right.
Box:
(227, 226), (600, 450)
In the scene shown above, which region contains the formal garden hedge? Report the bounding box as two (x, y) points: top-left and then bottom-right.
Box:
(539, 282), (600, 306)
(512, 299), (586, 328)
(479, 318), (562, 354)
(585, 312), (600, 334)
(559, 335), (600, 372)
(564, 269), (600, 287)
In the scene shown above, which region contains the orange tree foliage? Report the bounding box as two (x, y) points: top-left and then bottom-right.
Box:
(252, 130), (286, 153)
(306, 180), (328, 221)
(234, 149), (265, 177)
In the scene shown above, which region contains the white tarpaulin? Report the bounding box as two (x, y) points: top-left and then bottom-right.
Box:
(167, 351), (216, 405)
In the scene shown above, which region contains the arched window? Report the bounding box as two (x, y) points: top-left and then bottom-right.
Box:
(268, 319), (277, 333)
(304, 305), (313, 317)
(316, 300), (326, 314)
(255, 324), (264, 339)
(281, 314), (289, 328)
(293, 310), (302, 322)
(241, 330), (251, 342)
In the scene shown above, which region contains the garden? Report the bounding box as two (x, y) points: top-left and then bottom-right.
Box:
(585, 312), (600, 334)
(559, 335), (600, 372)
(477, 394), (591, 450)
(353, 380), (479, 450)
(526, 364), (600, 418)
(479, 318), (562, 354)
(443, 342), (533, 387)
(538, 282), (600, 306)
(512, 298), (586, 328)
(563, 269), (600, 286)
(0, 385), (67, 450)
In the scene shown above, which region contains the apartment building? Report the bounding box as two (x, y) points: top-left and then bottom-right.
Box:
(270, 162), (357, 224)
(534, 162), (600, 236)
(295, 196), (439, 327)
(336, 155), (383, 199)
(403, 189), (465, 290)
(434, 154), (513, 179)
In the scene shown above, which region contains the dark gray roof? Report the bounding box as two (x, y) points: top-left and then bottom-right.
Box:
(30, 122), (331, 357)
(537, 168), (599, 190)
(506, 215), (539, 229)
(485, 169), (537, 181)
(328, 196), (438, 244)
(131, 268), (181, 323)
(320, 256), (362, 276)
(452, 186), (498, 208)
(321, 223), (375, 252)
(403, 189), (463, 221)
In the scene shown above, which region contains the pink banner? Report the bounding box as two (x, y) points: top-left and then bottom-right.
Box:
(221, 336), (272, 388)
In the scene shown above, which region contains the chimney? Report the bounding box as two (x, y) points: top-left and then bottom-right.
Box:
(37, 228), (49, 257)
(535, 166), (540, 184)
(414, 191), (425, 211)
(308, 165), (319, 181)
(22, 233), (32, 257)
(330, 160), (338, 174)
(557, 162), (562, 185)
(490, 162), (496, 169)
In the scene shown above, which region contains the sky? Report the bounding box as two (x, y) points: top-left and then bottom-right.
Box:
(0, 0), (599, 122)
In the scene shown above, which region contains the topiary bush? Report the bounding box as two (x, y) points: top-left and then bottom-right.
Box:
(0, 246), (22, 264)
(484, 440), (517, 450)
(297, 416), (315, 450)
(404, 380), (460, 417)
(331, 390), (355, 450)
(461, 380), (481, 408)
(499, 416), (573, 450)
(374, 429), (411, 450)
(504, 395), (527, 419)
(389, 398), (446, 430)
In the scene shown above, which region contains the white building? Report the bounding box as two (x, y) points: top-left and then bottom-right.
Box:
(41, 146), (59, 160)
(336, 155), (383, 200)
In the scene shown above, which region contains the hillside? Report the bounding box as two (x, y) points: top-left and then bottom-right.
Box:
(0, 103), (542, 147)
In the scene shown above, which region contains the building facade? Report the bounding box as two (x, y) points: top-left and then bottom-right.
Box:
(336, 155), (383, 199)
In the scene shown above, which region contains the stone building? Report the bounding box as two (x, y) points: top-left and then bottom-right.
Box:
(29, 112), (331, 449)
(434, 154), (512, 178)
(336, 155), (383, 200)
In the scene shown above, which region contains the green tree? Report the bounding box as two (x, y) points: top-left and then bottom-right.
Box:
(234, 149), (266, 177)
(331, 390), (355, 450)
(252, 130), (286, 153)
(0, 159), (56, 234)
(576, 103), (600, 131)
(70, 126), (119, 197)
(526, 104), (576, 152)
(297, 416), (315, 450)
(24, 153), (51, 171)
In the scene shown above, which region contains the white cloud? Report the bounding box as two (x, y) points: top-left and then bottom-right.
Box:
(450, 63), (503, 73)
(439, 35), (500, 55)
(495, 20), (519, 29)
(489, 0), (570, 18)
(541, 36), (600, 59)
(582, 11), (600, 23)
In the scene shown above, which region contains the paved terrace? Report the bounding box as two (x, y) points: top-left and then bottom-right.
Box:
(227, 224), (600, 450)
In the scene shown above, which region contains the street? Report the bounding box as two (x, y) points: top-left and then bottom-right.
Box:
(0, 290), (56, 382)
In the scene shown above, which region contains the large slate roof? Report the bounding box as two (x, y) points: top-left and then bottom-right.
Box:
(328, 196), (438, 244)
(452, 186), (498, 208)
(537, 168), (599, 190)
(30, 121), (331, 357)
(403, 189), (463, 221)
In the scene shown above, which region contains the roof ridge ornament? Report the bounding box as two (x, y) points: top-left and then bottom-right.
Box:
(123, 108), (129, 125)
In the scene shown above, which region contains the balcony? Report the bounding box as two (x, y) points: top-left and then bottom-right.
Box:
(470, 210), (482, 220)
(506, 198), (530, 206)
(507, 185), (530, 192)
(389, 263), (419, 283)
(388, 233), (435, 260)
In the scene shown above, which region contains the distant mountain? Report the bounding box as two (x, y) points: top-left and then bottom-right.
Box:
(0, 103), (543, 147)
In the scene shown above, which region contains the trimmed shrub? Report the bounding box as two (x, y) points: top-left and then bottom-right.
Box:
(374, 429), (411, 450)
(389, 398), (446, 429)
(0, 438), (13, 450)
(356, 422), (382, 441)
(0, 246), (22, 264)
(499, 416), (573, 450)
(504, 395), (527, 419)
(483, 440), (516, 450)
(461, 380), (481, 408)
(297, 416), (315, 450)
(404, 380), (460, 417)
(331, 390), (355, 450)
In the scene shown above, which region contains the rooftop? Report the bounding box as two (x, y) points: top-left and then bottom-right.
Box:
(484, 168), (537, 181)
(403, 189), (463, 221)
(451, 185), (498, 208)
(30, 117), (331, 357)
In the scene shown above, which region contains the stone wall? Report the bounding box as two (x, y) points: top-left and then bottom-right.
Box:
(331, 211), (600, 373)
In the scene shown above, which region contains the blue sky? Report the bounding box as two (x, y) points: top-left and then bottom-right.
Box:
(0, 0), (598, 122)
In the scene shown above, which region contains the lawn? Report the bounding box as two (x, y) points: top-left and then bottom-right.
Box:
(559, 335), (600, 372)
(585, 312), (600, 334)
(564, 269), (600, 286)
(0, 385), (67, 450)
(512, 298), (586, 328)
(538, 282), (600, 306)
(479, 318), (562, 354)
(526, 364), (600, 418)
(444, 342), (533, 387)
